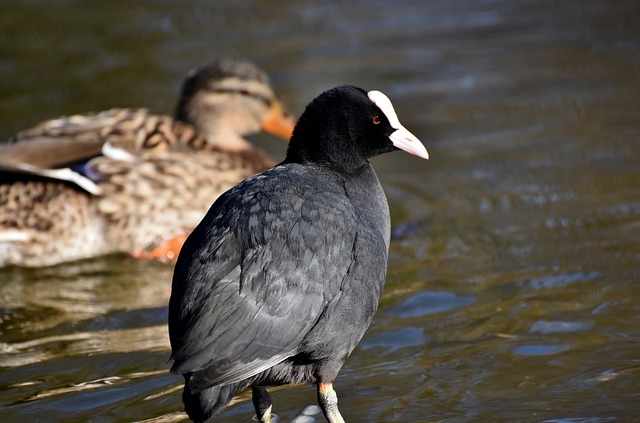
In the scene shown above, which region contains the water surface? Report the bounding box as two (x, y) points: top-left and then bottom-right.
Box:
(1, 1), (639, 421)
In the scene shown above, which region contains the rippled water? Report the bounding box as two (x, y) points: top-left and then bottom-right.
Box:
(1, 1), (639, 421)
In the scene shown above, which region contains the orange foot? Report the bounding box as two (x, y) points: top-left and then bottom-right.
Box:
(131, 233), (189, 262)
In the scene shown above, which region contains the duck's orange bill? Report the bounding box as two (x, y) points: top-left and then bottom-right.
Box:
(261, 101), (295, 141)
(131, 232), (188, 262)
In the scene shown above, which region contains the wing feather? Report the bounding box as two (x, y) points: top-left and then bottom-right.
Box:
(169, 166), (356, 390)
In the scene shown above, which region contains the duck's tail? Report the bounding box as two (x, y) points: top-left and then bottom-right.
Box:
(0, 229), (31, 243)
(0, 229), (31, 267)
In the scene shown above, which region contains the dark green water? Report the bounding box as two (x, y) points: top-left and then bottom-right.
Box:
(1, 1), (639, 421)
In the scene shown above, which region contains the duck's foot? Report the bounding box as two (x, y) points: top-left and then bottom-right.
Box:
(131, 232), (188, 262)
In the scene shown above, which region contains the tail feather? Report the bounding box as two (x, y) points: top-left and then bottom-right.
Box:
(0, 229), (31, 242)
(182, 377), (248, 422)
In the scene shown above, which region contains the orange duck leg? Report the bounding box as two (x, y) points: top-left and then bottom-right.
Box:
(131, 232), (189, 262)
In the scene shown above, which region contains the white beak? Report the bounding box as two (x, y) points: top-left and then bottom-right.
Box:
(389, 126), (429, 160)
(368, 90), (429, 160)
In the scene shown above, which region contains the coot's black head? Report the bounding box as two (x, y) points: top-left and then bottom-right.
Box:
(286, 86), (428, 173)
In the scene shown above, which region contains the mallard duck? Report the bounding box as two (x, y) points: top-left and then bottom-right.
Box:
(0, 59), (295, 267)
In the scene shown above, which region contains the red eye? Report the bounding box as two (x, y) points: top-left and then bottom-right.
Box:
(372, 115), (381, 125)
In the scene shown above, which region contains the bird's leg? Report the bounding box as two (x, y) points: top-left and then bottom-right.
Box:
(252, 386), (273, 423)
(131, 232), (188, 262)
(317, 383), (345, 423)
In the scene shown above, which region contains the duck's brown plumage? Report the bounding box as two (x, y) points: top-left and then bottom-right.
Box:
(0, 59), (293, 267)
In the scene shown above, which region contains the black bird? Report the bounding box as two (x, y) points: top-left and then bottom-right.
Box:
(168, 86), (429, 422)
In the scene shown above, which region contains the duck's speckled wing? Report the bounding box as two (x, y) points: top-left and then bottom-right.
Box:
(0, 109), (209, 191)
(169, 164), (357, 390)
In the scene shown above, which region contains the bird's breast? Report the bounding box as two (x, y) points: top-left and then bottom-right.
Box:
(343, 165), (391, 252)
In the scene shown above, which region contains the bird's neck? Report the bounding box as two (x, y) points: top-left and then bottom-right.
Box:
(176, 103), (253, 152)
(199, 124), (253, 152)
(341, 164), (391, 251)
(285, 143), (369, 175)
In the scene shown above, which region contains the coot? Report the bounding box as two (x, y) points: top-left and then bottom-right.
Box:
(169, 86), (428, 422)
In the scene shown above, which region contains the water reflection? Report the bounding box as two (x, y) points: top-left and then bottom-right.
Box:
(390, 291), (475, 318)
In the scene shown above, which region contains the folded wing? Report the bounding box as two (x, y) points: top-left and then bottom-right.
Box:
(0, 109), (206, 193)
(169, 167), (357, 390)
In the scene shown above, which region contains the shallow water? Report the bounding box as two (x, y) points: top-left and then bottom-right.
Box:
(1, 1), (640, 421)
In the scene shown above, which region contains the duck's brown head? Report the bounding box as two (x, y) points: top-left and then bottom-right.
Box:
(175, 59), (295, 151)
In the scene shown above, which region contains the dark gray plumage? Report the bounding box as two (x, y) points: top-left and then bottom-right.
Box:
(169, 86), (428, 422)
